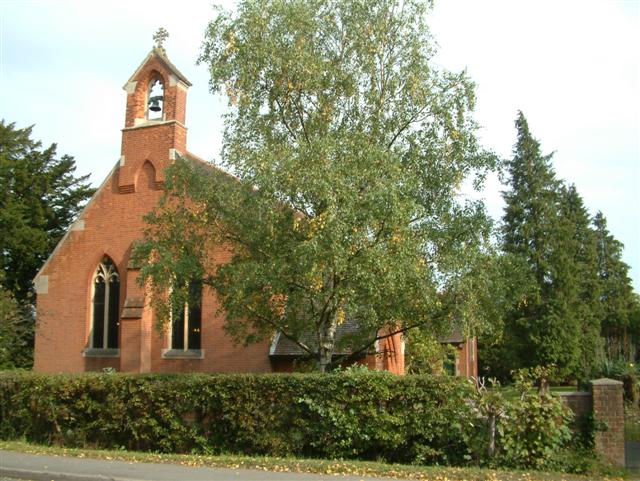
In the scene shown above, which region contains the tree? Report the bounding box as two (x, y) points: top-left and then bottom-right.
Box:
(0, 120), (95, 303)
(0, 281), (32, 369)
(494, 112), (626, 380)
(497, 112), (570, 376)
(557, 184), (601, 378)
(138, 0), (496, 372)
(593, 211), (638, 360)
(497, 112), (590, 379)
(0, 120), (94, 368)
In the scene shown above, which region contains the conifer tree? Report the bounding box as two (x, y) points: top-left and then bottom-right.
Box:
(593, 211), (638, 360)
(0, 120), (95, 303)
(499, 112), (582, 378)
(0, 120), (94, 368)
(557, 184), (602, 378)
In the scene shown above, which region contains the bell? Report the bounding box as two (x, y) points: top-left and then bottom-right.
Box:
(148, 95), (163, 112)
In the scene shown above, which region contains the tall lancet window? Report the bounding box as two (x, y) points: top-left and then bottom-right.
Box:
(147, 77), (164, 120)
(171, 279), (202, 351)
(91, 257), (120, 349)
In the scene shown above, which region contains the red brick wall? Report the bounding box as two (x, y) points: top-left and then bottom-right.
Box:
(557, 380), (626, 467)
(454, 338), (477, 378)
(556, 391), (592, 419)
(34, 156), (274, 374)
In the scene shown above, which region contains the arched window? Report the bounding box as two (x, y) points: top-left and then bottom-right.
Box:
(91, 257), (120, 349)
(146, 77), (164, 120)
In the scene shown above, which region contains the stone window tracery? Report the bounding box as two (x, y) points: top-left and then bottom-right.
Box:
(90, 257), (120, 349)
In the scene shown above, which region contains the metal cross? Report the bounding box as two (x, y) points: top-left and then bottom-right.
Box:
(153, 28), (169, 50)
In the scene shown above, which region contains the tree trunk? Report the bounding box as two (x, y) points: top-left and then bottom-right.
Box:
(318, 349), (331, 373)
(316, 311), (337, 373)
(488, 414), (496, 458)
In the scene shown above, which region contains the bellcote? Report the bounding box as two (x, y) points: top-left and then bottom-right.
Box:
(118, 38), (192, 194)
(122, 47), (192, 129)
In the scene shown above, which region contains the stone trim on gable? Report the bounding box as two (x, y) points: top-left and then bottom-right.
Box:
(33, 160), (120, 284)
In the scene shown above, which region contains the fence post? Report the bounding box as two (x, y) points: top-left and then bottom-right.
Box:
(591, 378), (625, 466)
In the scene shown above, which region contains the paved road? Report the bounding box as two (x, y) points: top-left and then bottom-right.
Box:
(0, 450), (394, 481)
(628, 441), (640, 471)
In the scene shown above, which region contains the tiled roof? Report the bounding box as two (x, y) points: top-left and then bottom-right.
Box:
(438, 329), (465, 344)
(269, 318), (376, 357)
(270, 322), (467, 358)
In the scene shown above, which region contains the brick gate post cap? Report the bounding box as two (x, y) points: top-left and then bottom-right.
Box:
(590, 378), (623, 386)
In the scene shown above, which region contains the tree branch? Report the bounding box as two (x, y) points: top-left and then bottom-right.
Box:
(386, 105), (428, 149)
(274, 98), (298, 141)
(245, 305), (314, 355)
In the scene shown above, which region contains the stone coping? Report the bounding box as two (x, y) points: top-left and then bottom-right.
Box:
(591, 378), (624, 386)
(554, 391), (591, 397)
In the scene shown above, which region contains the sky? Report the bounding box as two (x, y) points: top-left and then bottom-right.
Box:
(1, 0), (639, 290)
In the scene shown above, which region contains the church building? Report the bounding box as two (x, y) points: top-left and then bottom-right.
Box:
(33, 43), (477, 377)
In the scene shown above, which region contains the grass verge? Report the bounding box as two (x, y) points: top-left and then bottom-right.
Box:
(0, 440), (629, 481)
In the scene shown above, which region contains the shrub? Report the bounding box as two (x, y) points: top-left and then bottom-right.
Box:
(591, 357), (639, 405)
(497, 368), (573, 469)
(0, 371), (474, 463)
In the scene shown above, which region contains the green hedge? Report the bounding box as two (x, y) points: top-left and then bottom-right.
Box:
(0, 371), (473, 463)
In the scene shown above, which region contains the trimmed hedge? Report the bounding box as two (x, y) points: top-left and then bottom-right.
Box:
(0, 371), (473, 463)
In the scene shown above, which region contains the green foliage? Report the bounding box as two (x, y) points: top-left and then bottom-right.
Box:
(625, 402), (640, 441)
(467, 368), (583, 471)
(489, 112), (620, 381)
(1, 371), (585, 470)
(0, 371), (474, 464)
(0, 284), (33, 369)
(593, 212), (639, 363)
(0, 120), (94, 369)
(557, 185), (602, 381)
(404, 330), (454, 375)
(467, 377), (506, 463)
(137, 0), (497, 371)
(0, 120), (95, 303)
(545, 447), (627, 477)
(497, 368), (573, 469)
(591, 356), (638, 405)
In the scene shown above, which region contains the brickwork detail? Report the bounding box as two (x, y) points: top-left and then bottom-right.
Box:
(591, 378), (625, 466)
(557, 382), (627, 467)
(556, 391), (592, 419)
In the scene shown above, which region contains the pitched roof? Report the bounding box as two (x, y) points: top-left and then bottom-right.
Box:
(269, 318), (376, 357)
(123, 47), (192, 88)
(270, 322), (468, 358)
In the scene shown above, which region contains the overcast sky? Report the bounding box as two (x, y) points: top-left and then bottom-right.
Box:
(1, 0), (638, 290)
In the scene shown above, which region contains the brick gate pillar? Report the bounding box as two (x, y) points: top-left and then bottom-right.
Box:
(591, 378), (625, 466)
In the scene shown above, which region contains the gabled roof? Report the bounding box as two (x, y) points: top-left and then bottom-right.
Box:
(123, 47), (192, 88)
